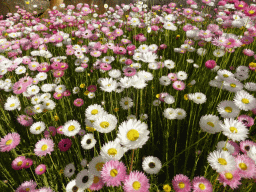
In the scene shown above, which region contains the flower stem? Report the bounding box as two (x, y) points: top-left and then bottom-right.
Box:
(129, 149), (135, 174)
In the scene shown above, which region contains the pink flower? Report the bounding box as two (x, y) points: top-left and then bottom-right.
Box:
(90, 50), (102, 57)
(234, 1), (248, 10)
(101, 160), (127, 187)
(192, 176), (213, 192)
(87, 85), (97, 92)
(17, 115), (33, 127)
(12, 156), (26, 170)
(100, 63), (112, 71)
(57, 126), (64, 134)
(64, 90), (71, 97)
(218, 169), (242, 189)
(168, 73), (177, 81)
(58, 138), (72, 152)
(244, 6), (256, 17)
(0, 132), (20, 152)
(173, 81), (186, 91)
(205, 60), (216, 69)
(124, 67), (136, 77)
(240, 140), (256, 154)
(35, 164), (46, 175)
(240, 36), (254, 45)
(242, 49), (254, 56)
(235, 154), (256, 179)
(16, 180), (37, 192)
(172, 174), (192, 192)
(23, 158), (33, 169)
(74, 98), (84, 107)
(53, 92), (64, 100)
(123, 170), (150, 192)
(228, 140), (240, 156)
(89, 176), (105, 191)
(237, 114), (254, 127)
(159, 92), (169, 102)
(34, 138), (54, 157)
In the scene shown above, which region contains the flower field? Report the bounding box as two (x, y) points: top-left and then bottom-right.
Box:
(1, 0), (256, 191)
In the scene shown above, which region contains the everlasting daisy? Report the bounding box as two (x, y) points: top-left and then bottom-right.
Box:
(93, 114), (118, 133)
(172, 174), (192, 192)
(190, 92), (207, 104)
(192, 176), (213, 192)
(85, 104), (105, 121)
(217, 100), (240, 118)
(173, 81), (186, 91)
(4, 95), (21, 111)
(217, 69), (235, 81)
(168, 73), (177, 81)
(123, 170), (150, 192)
(163, 108), (177, 120)
(247, 145), (256, 164)
(16, 180), (37, 192)
(199, 114), (222, 134)
(58, 138), (72, 152)
(34, 138), (54, 157)
(100, 141), (125, 161)
(81, 133), (97, 150)
(117, 119), (150, 150)
(244, 82), (256, 91)
(17, 115), (33, 127)
(207, 150), (236, 173)
(0, 132), (20, 152)
(66, 179), (84, 192)
(23, 158), (33, 169)
(64, 163), (75, 178)
(159, 76), (171, 86)
(234, 71), (249, 81)
(175, 108), (187, 120)
(35, 164), (47, 175)
(223, 78), (243, 93)
(89, 175), (104, 191)
(216, 141), (235, 155)
(75, 169), (94, 190)
(235, 154), (256, 179)
(218, 169), (242, 189)
(101, 160), (127, 187)
(12, 156), (26, 170)
(62, 120), (81, 137)
(88, 156), (107, 177)
(142, 156), (162, 175)
(233, 90), (256, 111)
(120, 97), (134, 110)
(237, 115), (254, 127)
(30, 121), (46, 135)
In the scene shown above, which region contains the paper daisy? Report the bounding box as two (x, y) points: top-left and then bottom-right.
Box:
(218, 169), (242, 189)
(190, 92), (207, 104)
(235, 154), (256, 179)
(0, 132), (20, 152)
(58, 138), (72, 152)
(120, 97), (134, 110)
(62, 120), (81, 137)
(220, 118), (249, 142)
(192, 176), (213, 192)
(12, 156), (26, 170)
(175, 108), (187, 120)
(163, 108), (177, 120)
(233, 90), (256, 111)
(85, 104), (105, 121)
(207, 150), (236, 173)
(117, 119), (150, 150)
(216, 141), (235, 155)
(88, 156), (107, 177)
(217, 100), (240, 118)
(66, 179), (84, 192)
(34, 138), (54, 157)
(81, 133), (97, 150)
(75, 169), (94, 190)
(142, 156), (162, 174)
(35, 164), (46, 175)
(30, 121), (46, 135)
(223, 78), (243, 93)
(100, 141), (125, 161)
(101, 160), (127, 187)
(64, 163), (75, 178)
(4, 95), (21, 111)
(93, 114), (118, 133)
(217, 69), (235, 81)
(16, 180), (37, 192)
(123, 170), (150, 192)
(239, 140), (256, 154)
(199, 114), (222, 134)
(172, 174), (191, 192)
(247, 145), (256, 164)
(89, 175), (104, 191)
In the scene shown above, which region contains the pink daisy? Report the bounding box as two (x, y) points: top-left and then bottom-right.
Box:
(13, 82), (26, 94)
(159, 92), (169, 102)
(35, 164), (47, 175)
(90, 50), (102, 57)
(53, 92), (64, 100)
(12, 156), (26, 170)
(100, 63), (112, 71)
(228, 140), (240, 156)
(237, 114), (254, 127)
(205, 60), (216, 69)
(57, 126), (64, 134)
(0, 132), (20, 152)
(23, 158), (33, 169)
(16, 180), (37, 192)
(240, 140), (256, 154)
(244, 5), (256, 17)
(44, 126), (57, 138)
(234, 1), (248, 10)
(58, 63), (68, 71)
(74, 98), (84, 107)
(224, 38), (239, 48)
(192, 176), (213, 192)
(53, 70), (65, 78)
(24, 107), (36, 116)
(218, 169), (242, 189)
(101, 160), (127, 187)
(168, 73), (177, 81)
(240, 36), (254, 45)
(34, 138), (54, 157)
(89, 175), (105, 191)
(173, 81), (186, 91)
(87, 85), (97, 92)
(81, 63), (88, 68)
(17, 115), (33, 127)
(64, 90), (71, 97)
(242, 49), (254, 57)
(235, 154), (256, 179)
(172, 174), (192, 192)
(123, 170), (150, 192)
(58, 138), (72, 152)
(124, 67), (136, 77)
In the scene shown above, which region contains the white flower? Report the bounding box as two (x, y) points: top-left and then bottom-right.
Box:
(177, 71), (188, 81)
(81, 133), (97, 150)
(4, 95), (21, 111)
(93, 114), (118, 133)
(36, 72), (47, 81)
(164, 95), (175, 104)
(159, 76), (171, 86)
(213, 49), (225, 57)
(199, 114), (222, 134)
(120, 97), (133, 110)
(233, 90), (256, 111)
(75, 169), (94, 190)
(64, 163), (75, 178)
(142, 156), (162, 174)
(190, 92), (207, 104)
(100, 141), (125, 161)
(217, 100), (240, 118)
(62, 120), (81, 137)
(15, 66), (26, 75)
(163, 108), (177, 120)
(216, 141), (235, 155)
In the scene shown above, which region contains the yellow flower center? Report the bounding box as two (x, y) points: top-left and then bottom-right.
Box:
(93, 176), (100, 183)
(108, 148), (117, 156)
(238, 4), (243, 7)
(230, 83), (236, 88)
(68, 125), (75, 132)
(39, 168), (43, 172)
(239, 163), (247, 170)
(218, 158), (227, 165)
(249, 10), (255, 14)
(36, 126), (41, 131)
(25, 188), (30, 191)
(41, 144), (48, 151)
(230, 127), (238, 133)
(91, 109), (98, 115)
(207, 122), (214, 127)
(223, 74), (229, 78)
(225, 172), (233, 180)
(178, 182), (185, 189)
(127, 129), (139, 141)
(5, 139), (13, 145)
(10, 103), (15, 107)
(46, 103), (50, 106)
(132, 181), (141, 190)
(124, 101), (129, 105)
(110, 169), (118, 177)
(95, 162), (104, 171)
(100, 121), (109, 128)
(241, 98), (249, 104)
(224, 107), (232, 113)
(222, 147), (228, 151)
(199, 183), (206, 190)
(57, 94), (62, 97)
(17, 161), (23, 166)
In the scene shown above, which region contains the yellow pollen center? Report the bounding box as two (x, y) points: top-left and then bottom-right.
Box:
(39, 168), (43, 171)
(222, 147), (228, 151)
(10, 103), (15, 107)
(230, 83), (236, 88)
(223, 74), (229, 78)
(124, 101), (129, 105)
(230, 126), (238, 133)
(100, 121), (109, 128)
(225, 172), (233, 180)
(241, 98), (249, 104)
(127, 129), (140, 141)
(17, 161), (23, 166)
(249, 10), (255, 14)
(95, 162), (104, 171)
(239, 163), (247, 170)
(93, 176), (100, 183)
(207, 122), (214, 127)
(68, 125), (75, 132)
(5, 139), (13, 145)
(108, 148), (117, 156)
(178, 182), (185, 189)
(224, 107), (232, 113)
(25, 188), (30, 191)
(35, 126), (41, 131)
(110, 169), (118, 177)
(199, 183), (206, 190)
(41, 144), (48, 151)
(218, 158), (227, 165)
(239, 4), (243, 7)
(91, 109), (98, 115)
(132, 181), (141, 190)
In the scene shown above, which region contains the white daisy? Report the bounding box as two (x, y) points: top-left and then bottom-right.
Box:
(85, 104), (105, 121)
(233, 90), (256, 111)
(164, 95), (175, 104)
(40, 93), (51, 101)
(36, 72), (47, 81)
(99, 78), (117, 92)
(30, 121), (46, 135)
(119, 76), (133, 89)
(159, 76), (171, 86)
(64, 163), (76, 178)
(117, 119), (150, 150)
(15, 66), (26, 75)
(136, 70), (153, 82)
(4, 95), (21, 111)
(62, 120), (81, 137)
(55, 85), (66, 93)
(73, 87), (80, 94)
(177, 71), (188, 81)
(120, 97), (134, 110)
(108, 69), (121, 79)
(247, 146), (256, 164)
(213, 49), (225, 57)
(190, 92), (207, 104)
(43, 100), (56, 110)
(163, 108), (177, 120)
(142, 156), (162, 174)
(217, 100), (240, 118)
(207, 150), (236, 173)
(220, 118), (249, 142)
(216, 141), (235, 155)
(93, 114), (118, 133)
(100, 141), (125, 161)
(41, 84), (54, 92)
(244, 82), (256, 91)
(153, 99), (161, 106)
(75, 169), (94, 190)
(27, 85), (40, 95)
(33, 104), (45, 114)
(234, 71), (249, 81)
(81, 133), (97, 150)
(31, 95), (42, 105)
(164, 60), (175, 69)
(88, 156), (107, 177)
(88, 92), (95, 99)
(66, 179), (84, 192)
(127, 114), (137, 120)
(236, 66), (249, 73)
(223, 78), (243, 92)
(217, 69), (235, 81)
(175, 108), (187, 120)
(199, 114), (222, 134)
